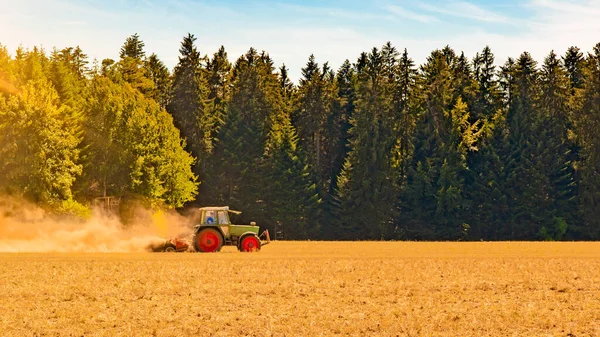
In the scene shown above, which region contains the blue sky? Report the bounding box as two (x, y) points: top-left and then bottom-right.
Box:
(2, 0), (600, 82)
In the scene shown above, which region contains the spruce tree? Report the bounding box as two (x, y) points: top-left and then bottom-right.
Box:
(49, 47), (86, 107)
(562, 46), (585, 95)
(534, 51), (577, 239)
(144, 53), (171, 109)
(167, 33), (210, 177)
(294, 55), (338, 199)
(279, 64), (295, 102)
(336, 47), (399, 240)
(263, 118), (320, 239)
(466, 46), (505, 239)
(205, 46), (231, 141)
(497, 52), (561, 239)
(319, 59), (355, 239)
(208, 48), (285, 221)
(399, 48), (481, 239)
(116, 34), (154, 95)
(119, 33), (145, 60)
(395, 49), (418, 182)
(576, 43), (600, 239)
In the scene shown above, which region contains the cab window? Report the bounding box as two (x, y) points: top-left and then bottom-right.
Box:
(204, 210), (216, 224)
(217, 211), (229, 224)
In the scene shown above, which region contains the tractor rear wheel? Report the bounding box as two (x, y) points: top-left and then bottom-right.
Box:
(194, 228), (223, 252)
(239, 235), (261, 252)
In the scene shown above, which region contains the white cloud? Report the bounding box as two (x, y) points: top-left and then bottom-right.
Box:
(418, 1), (508, 23)
(385, 5), (439, 23)
(529, 0), (600, 15)
(377, 0), (600, 69)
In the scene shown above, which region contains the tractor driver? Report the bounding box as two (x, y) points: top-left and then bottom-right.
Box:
(205, 210), (216, 224)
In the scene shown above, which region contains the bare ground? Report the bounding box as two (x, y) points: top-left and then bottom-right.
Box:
(1, 241), (599, 336)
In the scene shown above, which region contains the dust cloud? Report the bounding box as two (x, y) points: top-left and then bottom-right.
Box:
(0, 197), (195, 252)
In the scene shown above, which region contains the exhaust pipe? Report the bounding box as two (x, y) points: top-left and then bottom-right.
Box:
(260, 229), (271, 245)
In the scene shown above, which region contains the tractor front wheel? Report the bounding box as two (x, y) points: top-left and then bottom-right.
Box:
(194, 228), (223, 252)
(239, 235), (261, 252)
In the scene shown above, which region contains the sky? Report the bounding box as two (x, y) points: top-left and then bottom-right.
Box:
(2, 0), (600, 82)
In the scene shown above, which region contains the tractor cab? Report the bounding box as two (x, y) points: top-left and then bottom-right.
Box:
(200, 207), (237, 225)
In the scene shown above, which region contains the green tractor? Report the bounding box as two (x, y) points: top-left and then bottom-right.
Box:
(192, 206), (269, 252)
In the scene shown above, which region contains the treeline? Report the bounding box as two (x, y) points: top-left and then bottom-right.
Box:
(1, 34), (599, 240)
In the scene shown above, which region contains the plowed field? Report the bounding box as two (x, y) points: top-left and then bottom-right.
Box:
(1, 242), (599, 336)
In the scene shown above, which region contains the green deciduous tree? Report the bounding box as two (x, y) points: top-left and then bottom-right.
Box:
(0, 78), (82, 202)
(82, 76), (197, 207)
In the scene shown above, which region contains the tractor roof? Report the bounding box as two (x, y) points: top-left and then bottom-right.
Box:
(198, 206), (241, 214)
(199, 206), (229, 211)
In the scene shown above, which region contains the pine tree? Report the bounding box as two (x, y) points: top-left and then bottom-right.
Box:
(336, 47), (399, 240)
(575, 43), (600, 239)
(562, 46), (585, 95)
(116, 34), (154, 95)
(279, 64), (295, 102)
(465, 46), (505, 239)
(466, 113), (508, 239)
(399, 48), (481, 239)
(207, 48), (285, 221)
(452, 51), (477, 110)
(534, 51), (576, 240)
(144, 53), (171, 109)
(294, 55), (338, 199)
(205, 46), (231, 141)
(264, 118), (320, 239)
(318, 60), (355, 239)
(395, 49), (418, 182)
(119, 33), (145, 60)
(496, 52), (566, 239)
(472, 46), (502, 120)
(12, 47), (49, 86)
(167, 33), (210, 176)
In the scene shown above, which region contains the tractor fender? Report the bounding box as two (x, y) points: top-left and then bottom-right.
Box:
(237, 231), (260, 249)
(194, 225), (225, 238)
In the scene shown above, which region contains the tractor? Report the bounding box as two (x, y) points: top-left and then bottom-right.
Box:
(151, 206), (269, 253)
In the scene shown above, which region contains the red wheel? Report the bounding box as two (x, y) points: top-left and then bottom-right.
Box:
(240, 235), (260, 252)
(194, 228), (223, 252)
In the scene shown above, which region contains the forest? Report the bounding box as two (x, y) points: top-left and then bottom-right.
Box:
(1, 34), (599, 241)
